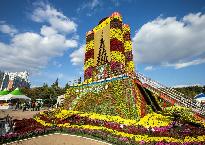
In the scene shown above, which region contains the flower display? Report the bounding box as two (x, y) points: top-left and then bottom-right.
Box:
(84, 67), (94, 79)
(86, 32), (94, 42)
(110, 12), (122, 21)
(110, 28), (123, 41)
(83, 12), (135, 83)
(124, 40), (132, 52)
(123, 24), (130, 32)
(110, 61), (123, 72)
(84, 58), (94, 71)
(31, 110), (205, 144)
(110, 19), (122, 29)
(110, 38), (124, 52)
(110, 51), (125, 63)
(123, 32), (131, 41)
(93, 17), (111, 32)
(137, 113), (172, 128)
(85, 40), (94, 51)
(85, 49), (94, 62)
(126, 61), (135, 72)
(125, 51), (133, 61)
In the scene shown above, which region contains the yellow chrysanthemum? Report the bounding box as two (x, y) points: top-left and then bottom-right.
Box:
(126, 61), (134, 72)
(110, 51), (125, 63)
(86, 40), (94, 51)
(124, 41), (132, 52)
(110, 28), (123, 41)
(93, 17), (111, 32)
(84, 58), (94, 70)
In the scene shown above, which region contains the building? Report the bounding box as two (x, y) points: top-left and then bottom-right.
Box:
(84, 12), (135, 83)
(0, 71), (30, 91)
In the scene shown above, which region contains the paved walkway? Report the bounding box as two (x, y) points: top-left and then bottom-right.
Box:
(0, 109), (43, 120)
(9, 134), (111, 145)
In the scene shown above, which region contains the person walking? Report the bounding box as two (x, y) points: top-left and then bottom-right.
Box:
(32, 101), (36, 111)
(22, 102), (26, 112)
(37, 102), (41, 111)
(15, 101), (19, 110)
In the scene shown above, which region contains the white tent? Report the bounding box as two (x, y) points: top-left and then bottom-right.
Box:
(0, 94), (31, 101)
(0, 88), (30, 109)
(56, 94), (65, 107)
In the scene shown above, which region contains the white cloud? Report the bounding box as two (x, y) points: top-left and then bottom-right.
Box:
(40, 25), (57, 36)
(0, 22), (18, 36)
(70, 45), (85, 65)
(144, 66), (154, 71)
(163, 58), (205, 69)
(53, 61), (62, 68)
(89, 0), (100, 9)
(77, 0), (101, 16)
(132, 12), (205, 69)
(31, 2), (77, 33)
(0, 3), (78, 73)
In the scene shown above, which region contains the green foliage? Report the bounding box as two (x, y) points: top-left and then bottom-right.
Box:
(20, 79), (70, 105)
(64, 78), (140, 120)
(175, 85), (205, 99)
(161, 106), (202, 126)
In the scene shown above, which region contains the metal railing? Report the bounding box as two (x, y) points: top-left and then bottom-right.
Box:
(134, 72), (205, 116)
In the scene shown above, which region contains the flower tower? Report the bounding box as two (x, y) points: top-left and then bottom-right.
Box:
(84, 12), (135, 83)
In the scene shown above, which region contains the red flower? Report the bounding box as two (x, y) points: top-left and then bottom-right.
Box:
(110, 38), (124, 53)
(85, 49), (94, 62)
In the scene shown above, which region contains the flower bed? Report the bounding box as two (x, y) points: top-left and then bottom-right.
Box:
(34, 110), (205, 144)
(1, 109), (205, 144)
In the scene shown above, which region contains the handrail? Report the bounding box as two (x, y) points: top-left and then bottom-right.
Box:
(134, 72), (205, 116)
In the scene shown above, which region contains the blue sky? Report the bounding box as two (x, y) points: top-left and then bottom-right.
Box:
(0, 0), (205, 87)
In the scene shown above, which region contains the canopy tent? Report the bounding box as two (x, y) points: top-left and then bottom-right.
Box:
(0, 89), (10, 96)
(0, 88), (30, 101)
(194, 93), (205, 102)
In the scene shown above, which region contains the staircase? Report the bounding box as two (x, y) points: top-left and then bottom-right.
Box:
(134, 72), (205, 116)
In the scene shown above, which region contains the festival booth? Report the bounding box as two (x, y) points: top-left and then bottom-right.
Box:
(0, 88), (31, 109)
(195, 93), (205, 104)
(0, 89), (10, 109)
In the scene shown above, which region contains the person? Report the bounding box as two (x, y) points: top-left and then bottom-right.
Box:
(15, 101), (19, 110)
(32, 101), (35, 111)
(35, 101), (38, 111)
(22, 102), (26, 112)
(36, 102), (41, 111)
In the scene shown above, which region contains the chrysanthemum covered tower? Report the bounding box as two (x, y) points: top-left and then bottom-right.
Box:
(84, 12), (134, 83)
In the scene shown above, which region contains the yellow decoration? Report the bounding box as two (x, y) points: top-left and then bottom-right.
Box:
(123, 24), (130, 32)
(110, 28), (123, 41)
(137, 112), (172, 128)
(86, 40), (94, 51)
(84, 78), (92, 84)
(93, 17), (111, 32)
(124, 41), (132, 52)
(110, 51), (125, 64)
(84, 58), (94, 71)
(126, 61), (134, 72)
(35, 110), (205, 143)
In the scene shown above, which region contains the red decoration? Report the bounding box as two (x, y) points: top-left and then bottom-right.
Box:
(110, 61), (123, 72)
(84, 67), (94, 79)
(85, 49), (94, 62)
(125, 51), (133, 62)
(86, 33), (94, 42)
(123, 32), (131, 41)
(110, 38), (124, 53)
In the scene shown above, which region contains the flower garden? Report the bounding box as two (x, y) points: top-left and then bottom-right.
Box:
(1, 107), (205, 145)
